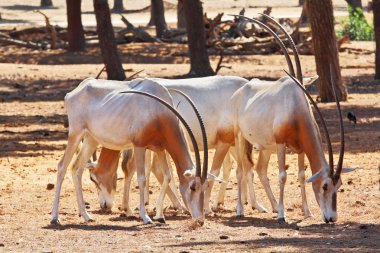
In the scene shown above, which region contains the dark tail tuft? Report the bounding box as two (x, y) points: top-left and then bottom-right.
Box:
(245, 139), (253, 165)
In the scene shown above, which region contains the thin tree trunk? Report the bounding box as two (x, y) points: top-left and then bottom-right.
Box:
(151, 0), (167, 38)
(113, 0), (124, 12)
(183, 0), (215, 77)
(41, 0), (53, 7)
(177, 0), (186, 29)
(94, 0), (126, 81)
(66, 0), (85, 51)
(306, 0), (347, 102)
(374, 0), (380, 79)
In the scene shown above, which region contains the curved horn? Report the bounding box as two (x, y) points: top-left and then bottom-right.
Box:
(260, 14), (303, 83)
(120, 90), (201, 178)
(330, 67), (345, 181)
(284, 70), (334, 174)
(169, 89), (208, 183)
(230, 14), (295, 77)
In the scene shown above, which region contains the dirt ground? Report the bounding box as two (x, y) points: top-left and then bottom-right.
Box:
(1, 2), (380, 253)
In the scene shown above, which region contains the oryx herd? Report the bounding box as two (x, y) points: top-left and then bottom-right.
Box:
(51, 15), (353, 226)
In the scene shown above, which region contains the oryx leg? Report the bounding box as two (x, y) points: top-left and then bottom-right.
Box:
(51, 131), (84, 224)
(71, 136), (98, 222)
(204, 142), (230, 215)
(214, 152), (233, 209)
(277, 144), (287, 222)
(152, 150), (172, 223)
(134, 147), (152, 224)
(235, 134), (245, 217)
(298, 152), (312, 217)
(151, 152), (183, 210)
(144, 150), (152, 206)
(256, 150), (278, 213)
(242, 142), (267, 213)
(121, 149), (135, 215)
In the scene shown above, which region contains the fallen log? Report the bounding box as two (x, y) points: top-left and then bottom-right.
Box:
(119, 15), (159, 42)
(0, 37), (42, 49)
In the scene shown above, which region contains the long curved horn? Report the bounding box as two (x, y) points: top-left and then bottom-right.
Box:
(260, 14), (303, 83)
(330, 67), (345, 181)
(120, 90), (201, 179)
(230, 14), (295, 77)
(168, 89), (208, 183)
(284, 70), (334, 174)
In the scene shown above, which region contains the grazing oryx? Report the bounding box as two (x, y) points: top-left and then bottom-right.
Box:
(50, 77), (209, 225)
(88, 76), (270, 215)
(229, 14), (353, 222)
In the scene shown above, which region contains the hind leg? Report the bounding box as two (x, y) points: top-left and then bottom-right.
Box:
(51, 131), (84, 224)
(204, 142), (230, 215)
(71, 136), (98, 222)
(242, 143), (267, 213)
(256, 150), (278, 213)
(214, 152), (233, 209)
(152, 150), (171, 222)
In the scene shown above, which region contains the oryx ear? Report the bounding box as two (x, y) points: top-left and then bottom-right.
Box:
(184, 168), (196, 178)
(207, 172), (225, 183)
(303, 75), (319, 86)
(306, 170), (322, 183)
(86, 161), (97, 170)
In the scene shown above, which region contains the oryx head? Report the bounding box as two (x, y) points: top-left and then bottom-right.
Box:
(87, 149), (120, 211)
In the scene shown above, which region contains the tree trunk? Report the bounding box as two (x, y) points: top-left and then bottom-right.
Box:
(66, 0), (85, 51)
(41, 0), (53, 7)
(94, 0), (126, 81)
(148, 0), (155, 26)
(183, 0), (215, 77)
(177, 0), (186, 29)
(346, 0), (364, 18)
(306, 0), (347, 102)
(112, 0), (124, 12)
(151, 0), (167, 38)
(374, 0), (380, 79)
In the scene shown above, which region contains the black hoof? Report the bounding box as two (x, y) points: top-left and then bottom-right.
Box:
(156, 218), (166, 224)
(50, 219), (61, 225)
(278, 217), (286, 223)
(236, 214), (244, 219)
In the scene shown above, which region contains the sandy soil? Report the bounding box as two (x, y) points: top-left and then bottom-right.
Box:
(0, 1), (380, 252)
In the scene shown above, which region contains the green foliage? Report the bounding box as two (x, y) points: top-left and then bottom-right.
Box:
(337, 5), (374, 41)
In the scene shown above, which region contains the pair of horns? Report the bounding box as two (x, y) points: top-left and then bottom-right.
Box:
(120, 89), (208, 183)
(233, 14), (344, 181)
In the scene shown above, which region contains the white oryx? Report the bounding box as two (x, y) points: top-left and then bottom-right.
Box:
(229, 14), (353, 222)
(50, 77), (209, 225)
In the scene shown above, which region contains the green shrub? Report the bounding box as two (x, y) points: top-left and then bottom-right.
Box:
(337, 6), (374, 41)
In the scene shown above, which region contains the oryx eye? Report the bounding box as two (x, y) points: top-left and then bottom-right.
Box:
(322, 183), (328, 191)
(190, 182), (196, 191)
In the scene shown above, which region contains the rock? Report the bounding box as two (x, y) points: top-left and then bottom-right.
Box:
(0, 243), (4, 247)
(46, 183), (54, 190)
(258, 232), (268, 236)
(219, 235), (229, 240)
(359, 224), (368, 230)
